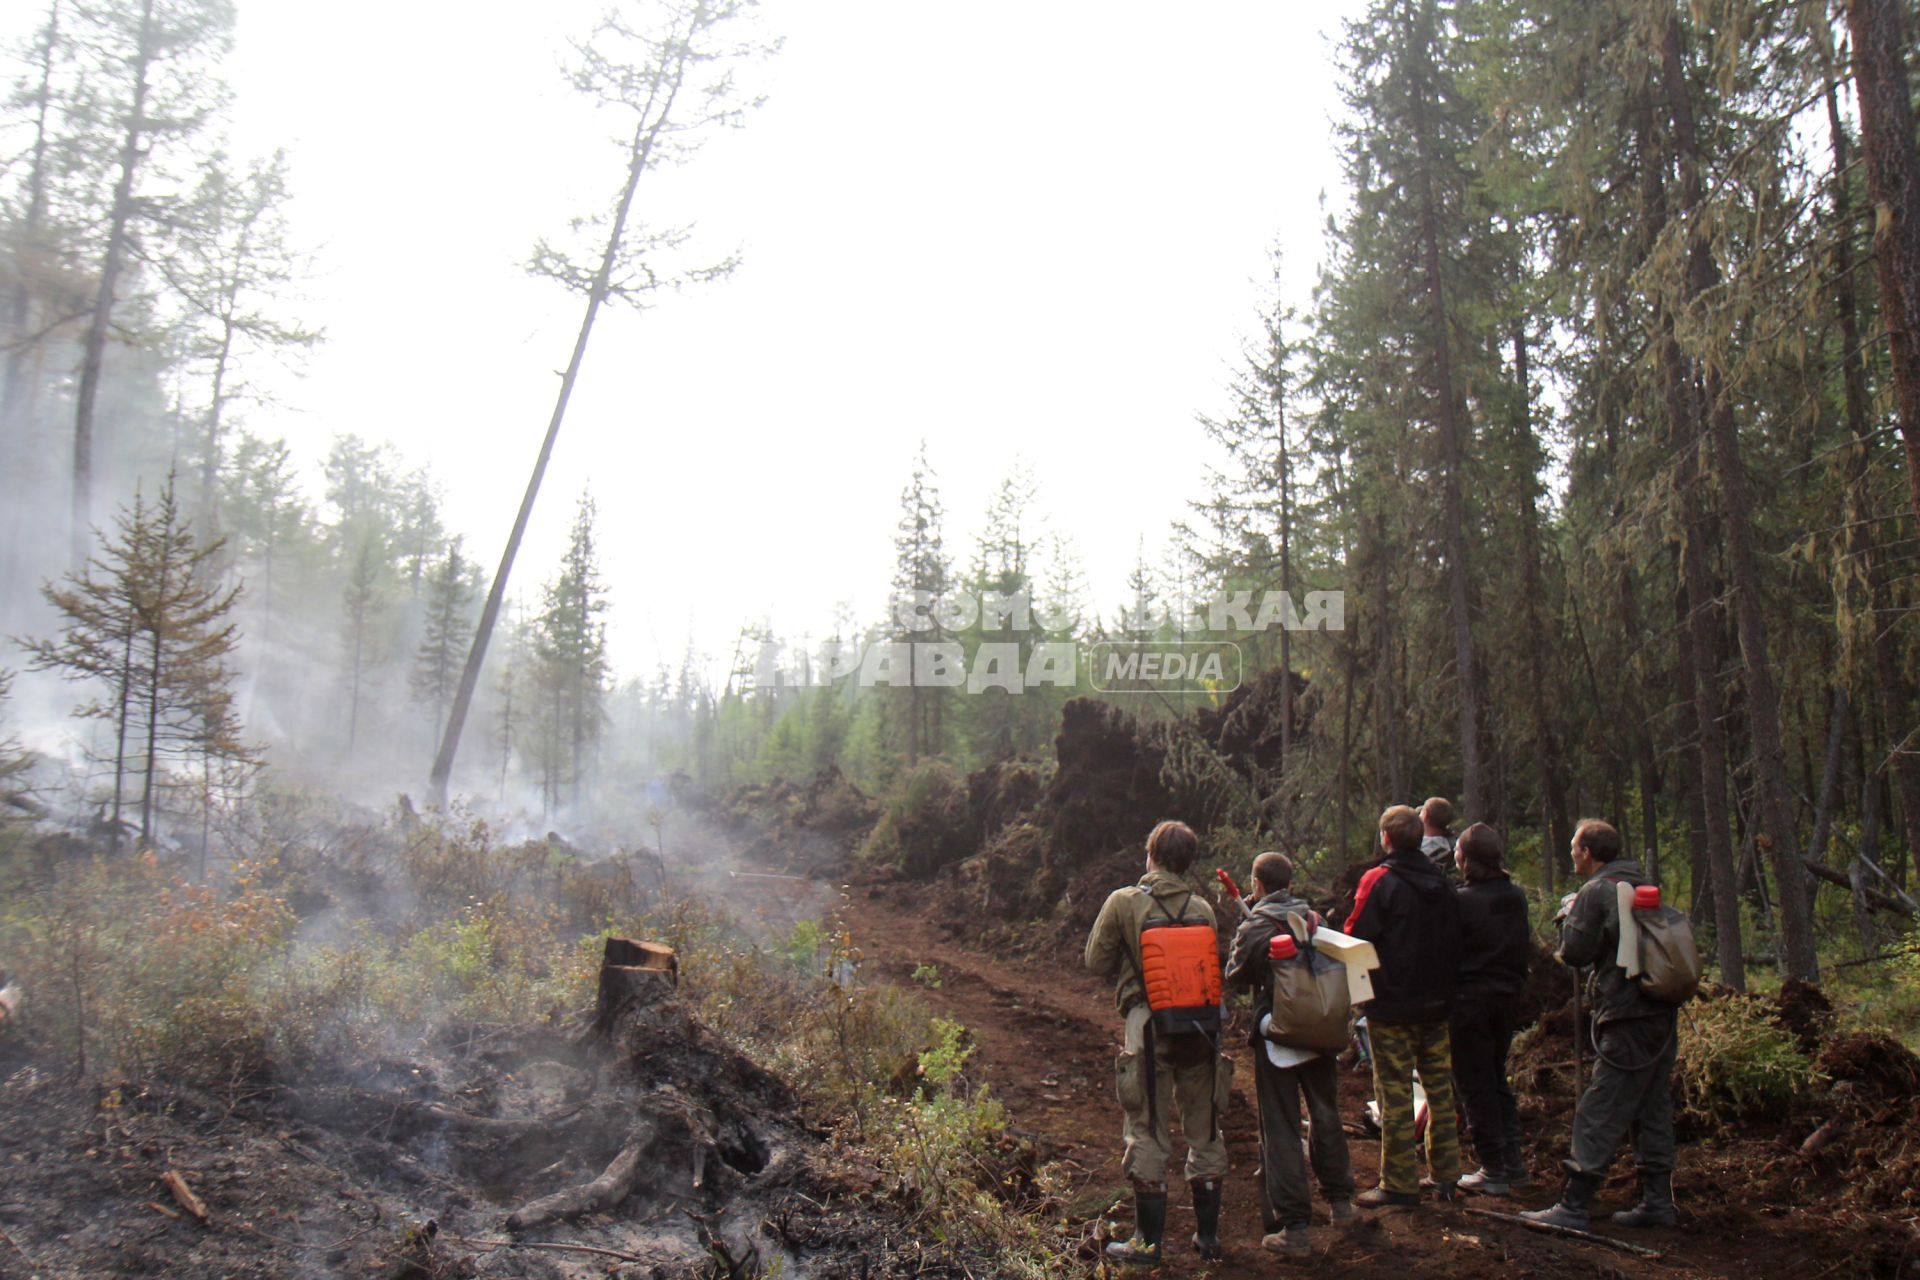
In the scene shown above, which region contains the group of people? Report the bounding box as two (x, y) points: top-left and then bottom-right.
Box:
(1083, 802), (1679, 1265)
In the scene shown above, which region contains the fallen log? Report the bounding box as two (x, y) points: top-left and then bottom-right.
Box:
(1803, 859), (1913, 916)
(1463, 1207), (1663, 1261)
(3, 791), (47, 819)
(1835, 946), (1920, 970)
(161, 1171), (209, 1224)
(505, 1120), (657, 1233)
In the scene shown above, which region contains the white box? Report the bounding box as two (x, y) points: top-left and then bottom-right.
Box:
(1308, 926), (1379, 1005)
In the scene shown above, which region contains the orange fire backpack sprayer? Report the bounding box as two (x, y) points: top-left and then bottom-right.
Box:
(1125, 888), (1225, 1135)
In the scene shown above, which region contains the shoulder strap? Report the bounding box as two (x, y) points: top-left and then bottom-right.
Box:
(1142, 888), (1195, 927)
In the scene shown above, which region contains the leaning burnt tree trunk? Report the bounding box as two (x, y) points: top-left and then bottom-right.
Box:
(1847, 0), (1920, 547)
(426, 114), (657, 809)
(428, 0), (752, 808)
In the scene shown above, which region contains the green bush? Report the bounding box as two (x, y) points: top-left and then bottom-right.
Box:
(1674, 993), (1822, 1125)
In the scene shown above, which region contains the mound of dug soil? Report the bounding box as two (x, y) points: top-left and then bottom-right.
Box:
(717, 767), (879, 877)
(1505, 982), (1920, 1275)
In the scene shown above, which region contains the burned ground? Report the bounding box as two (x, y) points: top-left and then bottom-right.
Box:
(0, 957), (1042, 1280)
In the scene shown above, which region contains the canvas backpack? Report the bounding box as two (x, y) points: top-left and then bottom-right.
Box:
(1608, 879), (1703, 1005)
(1266, 910), (1352, 1053)
(1133, 889), (1224, 1038)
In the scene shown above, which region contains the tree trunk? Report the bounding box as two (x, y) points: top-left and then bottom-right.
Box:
(1662, 10), (1816, 981)
(1414, 148), (1483, 822)
(1674, 570), (1710, 918)
(1669, 352), (1744, 989)
(72, 0), (157, 566)
(1846, 0), (1920, 532)
(429, 107), (672, 808)
(1646, 126), (1743, 973)
(1827, 70), (1920, 886)
(0, 0), (58, 435)
(111, 625), (134, 852)
(1810, 688), (1848, 867)
(1511, 323), (1573, 883)
(1701, 378), (1820, 980)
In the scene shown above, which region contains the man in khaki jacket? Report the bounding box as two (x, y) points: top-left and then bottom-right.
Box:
(1085, 819), (1231, 1265)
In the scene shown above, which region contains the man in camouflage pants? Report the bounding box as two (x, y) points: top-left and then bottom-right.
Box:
(1345, 805), (1464, 1207)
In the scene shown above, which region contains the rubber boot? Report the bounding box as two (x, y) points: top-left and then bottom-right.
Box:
(1105, 1189), (1168, 1266)
(1610, 1170), (1676, 1228)
(1518, 1166), (1598, 1230)
(1190, 1178), (1223, 1260)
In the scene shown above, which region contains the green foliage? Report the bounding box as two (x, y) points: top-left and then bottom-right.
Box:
(1675, 995), (1824, 1126)
(917, 1016), (972, 1090)
(910, 962), (943, 989)
(776, 918), (827, 972)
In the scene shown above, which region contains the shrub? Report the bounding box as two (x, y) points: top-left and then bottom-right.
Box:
(0, 854), (294, 1086)
(1674, 993), (1823, 1126)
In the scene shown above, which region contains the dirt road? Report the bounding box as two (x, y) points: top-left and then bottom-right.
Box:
(838, 878), (1836, 1280)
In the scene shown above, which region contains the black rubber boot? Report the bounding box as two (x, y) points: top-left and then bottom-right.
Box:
(1519, 1166), (1599, 1230)
(1105, 1189), (1168, 1266)
(1190, 1178), (1223, 1260)
(1611, 1170), (1676, 1227)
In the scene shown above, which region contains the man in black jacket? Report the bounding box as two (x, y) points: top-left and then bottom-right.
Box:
(1224, 852), (1356, 1257)
(1345, 805), (1464, 1208)
(1450, 822), (1532, 1196)
(1522, 819), (1679, 1230)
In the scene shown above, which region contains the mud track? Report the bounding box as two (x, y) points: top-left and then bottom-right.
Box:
(840, 879), (1870, 1280)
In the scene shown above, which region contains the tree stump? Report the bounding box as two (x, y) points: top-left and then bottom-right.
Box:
(593, 937), (677, 1035)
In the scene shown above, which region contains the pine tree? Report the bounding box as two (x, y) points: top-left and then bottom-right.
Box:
(167, 147), (320, 520)
(65, 0), (235, 562)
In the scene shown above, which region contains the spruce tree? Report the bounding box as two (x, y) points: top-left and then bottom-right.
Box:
(412, 541), (476, 741)
(889, 441), (950, 763)
(530, 495), (609, 814)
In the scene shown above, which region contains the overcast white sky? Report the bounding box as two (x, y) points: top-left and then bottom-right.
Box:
(211, 0), (1366, 680)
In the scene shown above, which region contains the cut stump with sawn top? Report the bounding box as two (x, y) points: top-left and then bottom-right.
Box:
(593, 937), (677, 1035)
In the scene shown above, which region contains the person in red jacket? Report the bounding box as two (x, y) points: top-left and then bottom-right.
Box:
(1346, 804), (1464, 1208)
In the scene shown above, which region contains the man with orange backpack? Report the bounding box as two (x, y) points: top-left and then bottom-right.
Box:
(1085, 819), (1231, 1265)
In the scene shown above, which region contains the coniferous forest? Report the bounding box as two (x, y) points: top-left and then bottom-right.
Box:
(4, 1), (1920, 1277)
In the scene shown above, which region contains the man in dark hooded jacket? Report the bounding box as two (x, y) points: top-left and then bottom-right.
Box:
(1345, 804), (1463, 1207)
(1224, 852), (1356, 1257)
(1522, 819), (1679, 1231)
(1451, 822), (1532, 1195)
